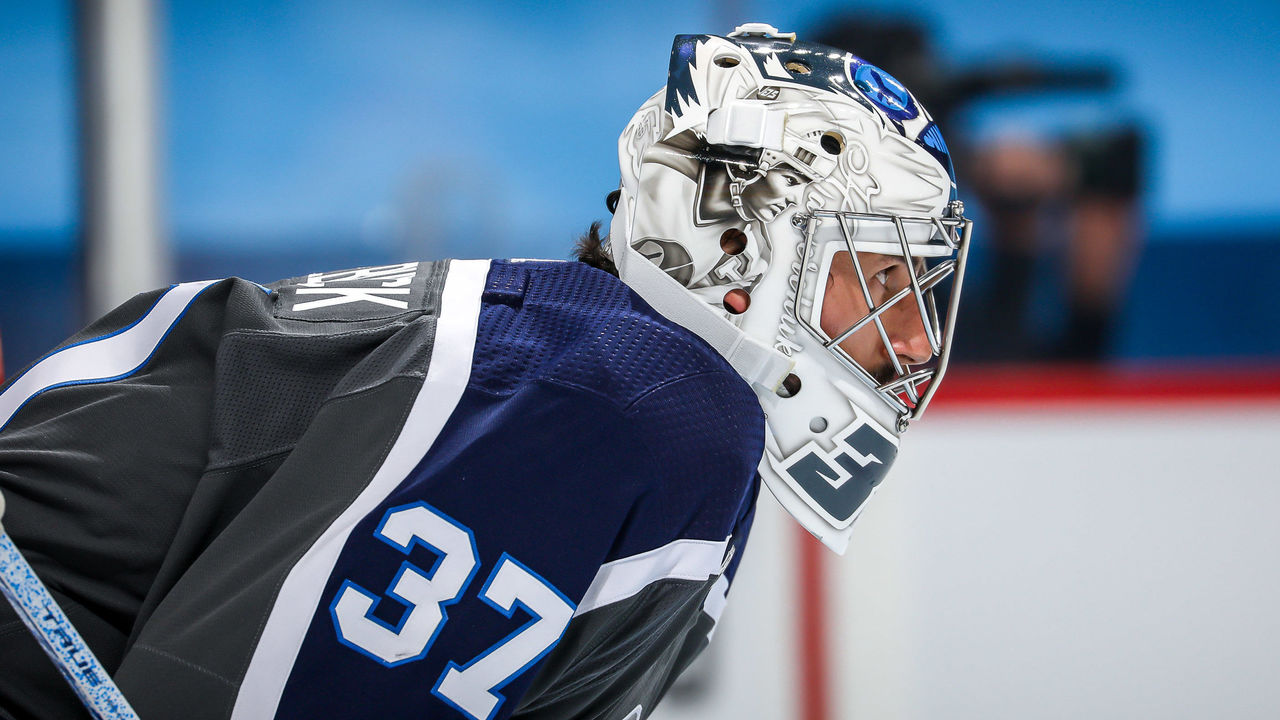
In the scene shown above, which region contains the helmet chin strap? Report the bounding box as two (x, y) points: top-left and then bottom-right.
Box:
(609, 203), (793, 390)
(724, 164), (766, 223)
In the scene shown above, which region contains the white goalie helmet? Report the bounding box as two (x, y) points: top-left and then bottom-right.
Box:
(608, 24), (972, 554)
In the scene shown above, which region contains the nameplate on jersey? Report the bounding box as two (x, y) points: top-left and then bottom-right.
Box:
(273, 262), (440, 321)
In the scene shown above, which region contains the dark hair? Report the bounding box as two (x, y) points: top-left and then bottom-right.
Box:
(573, 221), (619, 277)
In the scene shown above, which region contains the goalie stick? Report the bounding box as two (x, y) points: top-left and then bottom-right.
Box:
(0, 491), (138, 720)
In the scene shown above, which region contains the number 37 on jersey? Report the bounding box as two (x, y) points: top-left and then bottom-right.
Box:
(329, 502), (575, 720)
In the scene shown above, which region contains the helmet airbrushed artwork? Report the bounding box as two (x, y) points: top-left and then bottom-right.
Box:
(608, 24), (972, 553)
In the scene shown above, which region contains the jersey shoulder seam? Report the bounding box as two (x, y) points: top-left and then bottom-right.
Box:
(620, 369), (742, 415)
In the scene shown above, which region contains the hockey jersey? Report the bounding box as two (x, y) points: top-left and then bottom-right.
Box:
(0, 259), (765, 720)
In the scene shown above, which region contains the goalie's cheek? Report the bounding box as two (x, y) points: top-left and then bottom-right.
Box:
(819, 257), (880, 368)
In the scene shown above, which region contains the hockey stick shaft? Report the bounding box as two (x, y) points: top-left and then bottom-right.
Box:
(0, 494), (138, 720)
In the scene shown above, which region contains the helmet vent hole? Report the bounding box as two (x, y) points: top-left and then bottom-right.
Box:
(605, 189), (620, 213)
(809, 417), (828, 433)
(778, 373), (802, 398)
(820, 132), (845, 155)
(723, 289), (751, 314)
(720, 228), (748, 255)
(714, 56), (740, 68)
(785, 60), (811, 75)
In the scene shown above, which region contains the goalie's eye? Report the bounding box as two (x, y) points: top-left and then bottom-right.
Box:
(873, 269), (890, 287)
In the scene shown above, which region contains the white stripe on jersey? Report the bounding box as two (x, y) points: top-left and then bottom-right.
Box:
(230, 259), (492, 720)
(0, 280), (218, 432)
(575, 536), (730, 616)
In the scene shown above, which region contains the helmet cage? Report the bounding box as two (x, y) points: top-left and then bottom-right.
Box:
(791, 200), (972, 426)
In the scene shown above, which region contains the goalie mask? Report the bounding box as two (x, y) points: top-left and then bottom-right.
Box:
(608, 24), (972, 554)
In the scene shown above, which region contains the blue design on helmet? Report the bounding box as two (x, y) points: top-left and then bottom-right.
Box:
(666, 34), (882, 118)
(850, 61), (919, 121)
(920, 121), (956, 189)
(665, 36), (702, 113)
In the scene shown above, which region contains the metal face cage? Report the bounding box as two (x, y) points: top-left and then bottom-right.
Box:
(791, 201), (972, 429)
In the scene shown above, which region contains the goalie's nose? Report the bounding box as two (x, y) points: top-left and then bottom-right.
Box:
(886, 297), (932, 366)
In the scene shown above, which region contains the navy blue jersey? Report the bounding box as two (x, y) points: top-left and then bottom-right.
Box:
(0, 259), (765, 720)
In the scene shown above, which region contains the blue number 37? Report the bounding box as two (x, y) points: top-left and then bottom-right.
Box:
(330, 501), (576, 720)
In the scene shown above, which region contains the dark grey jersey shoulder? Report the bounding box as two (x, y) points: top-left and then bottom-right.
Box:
(0, 261), (455, 718)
